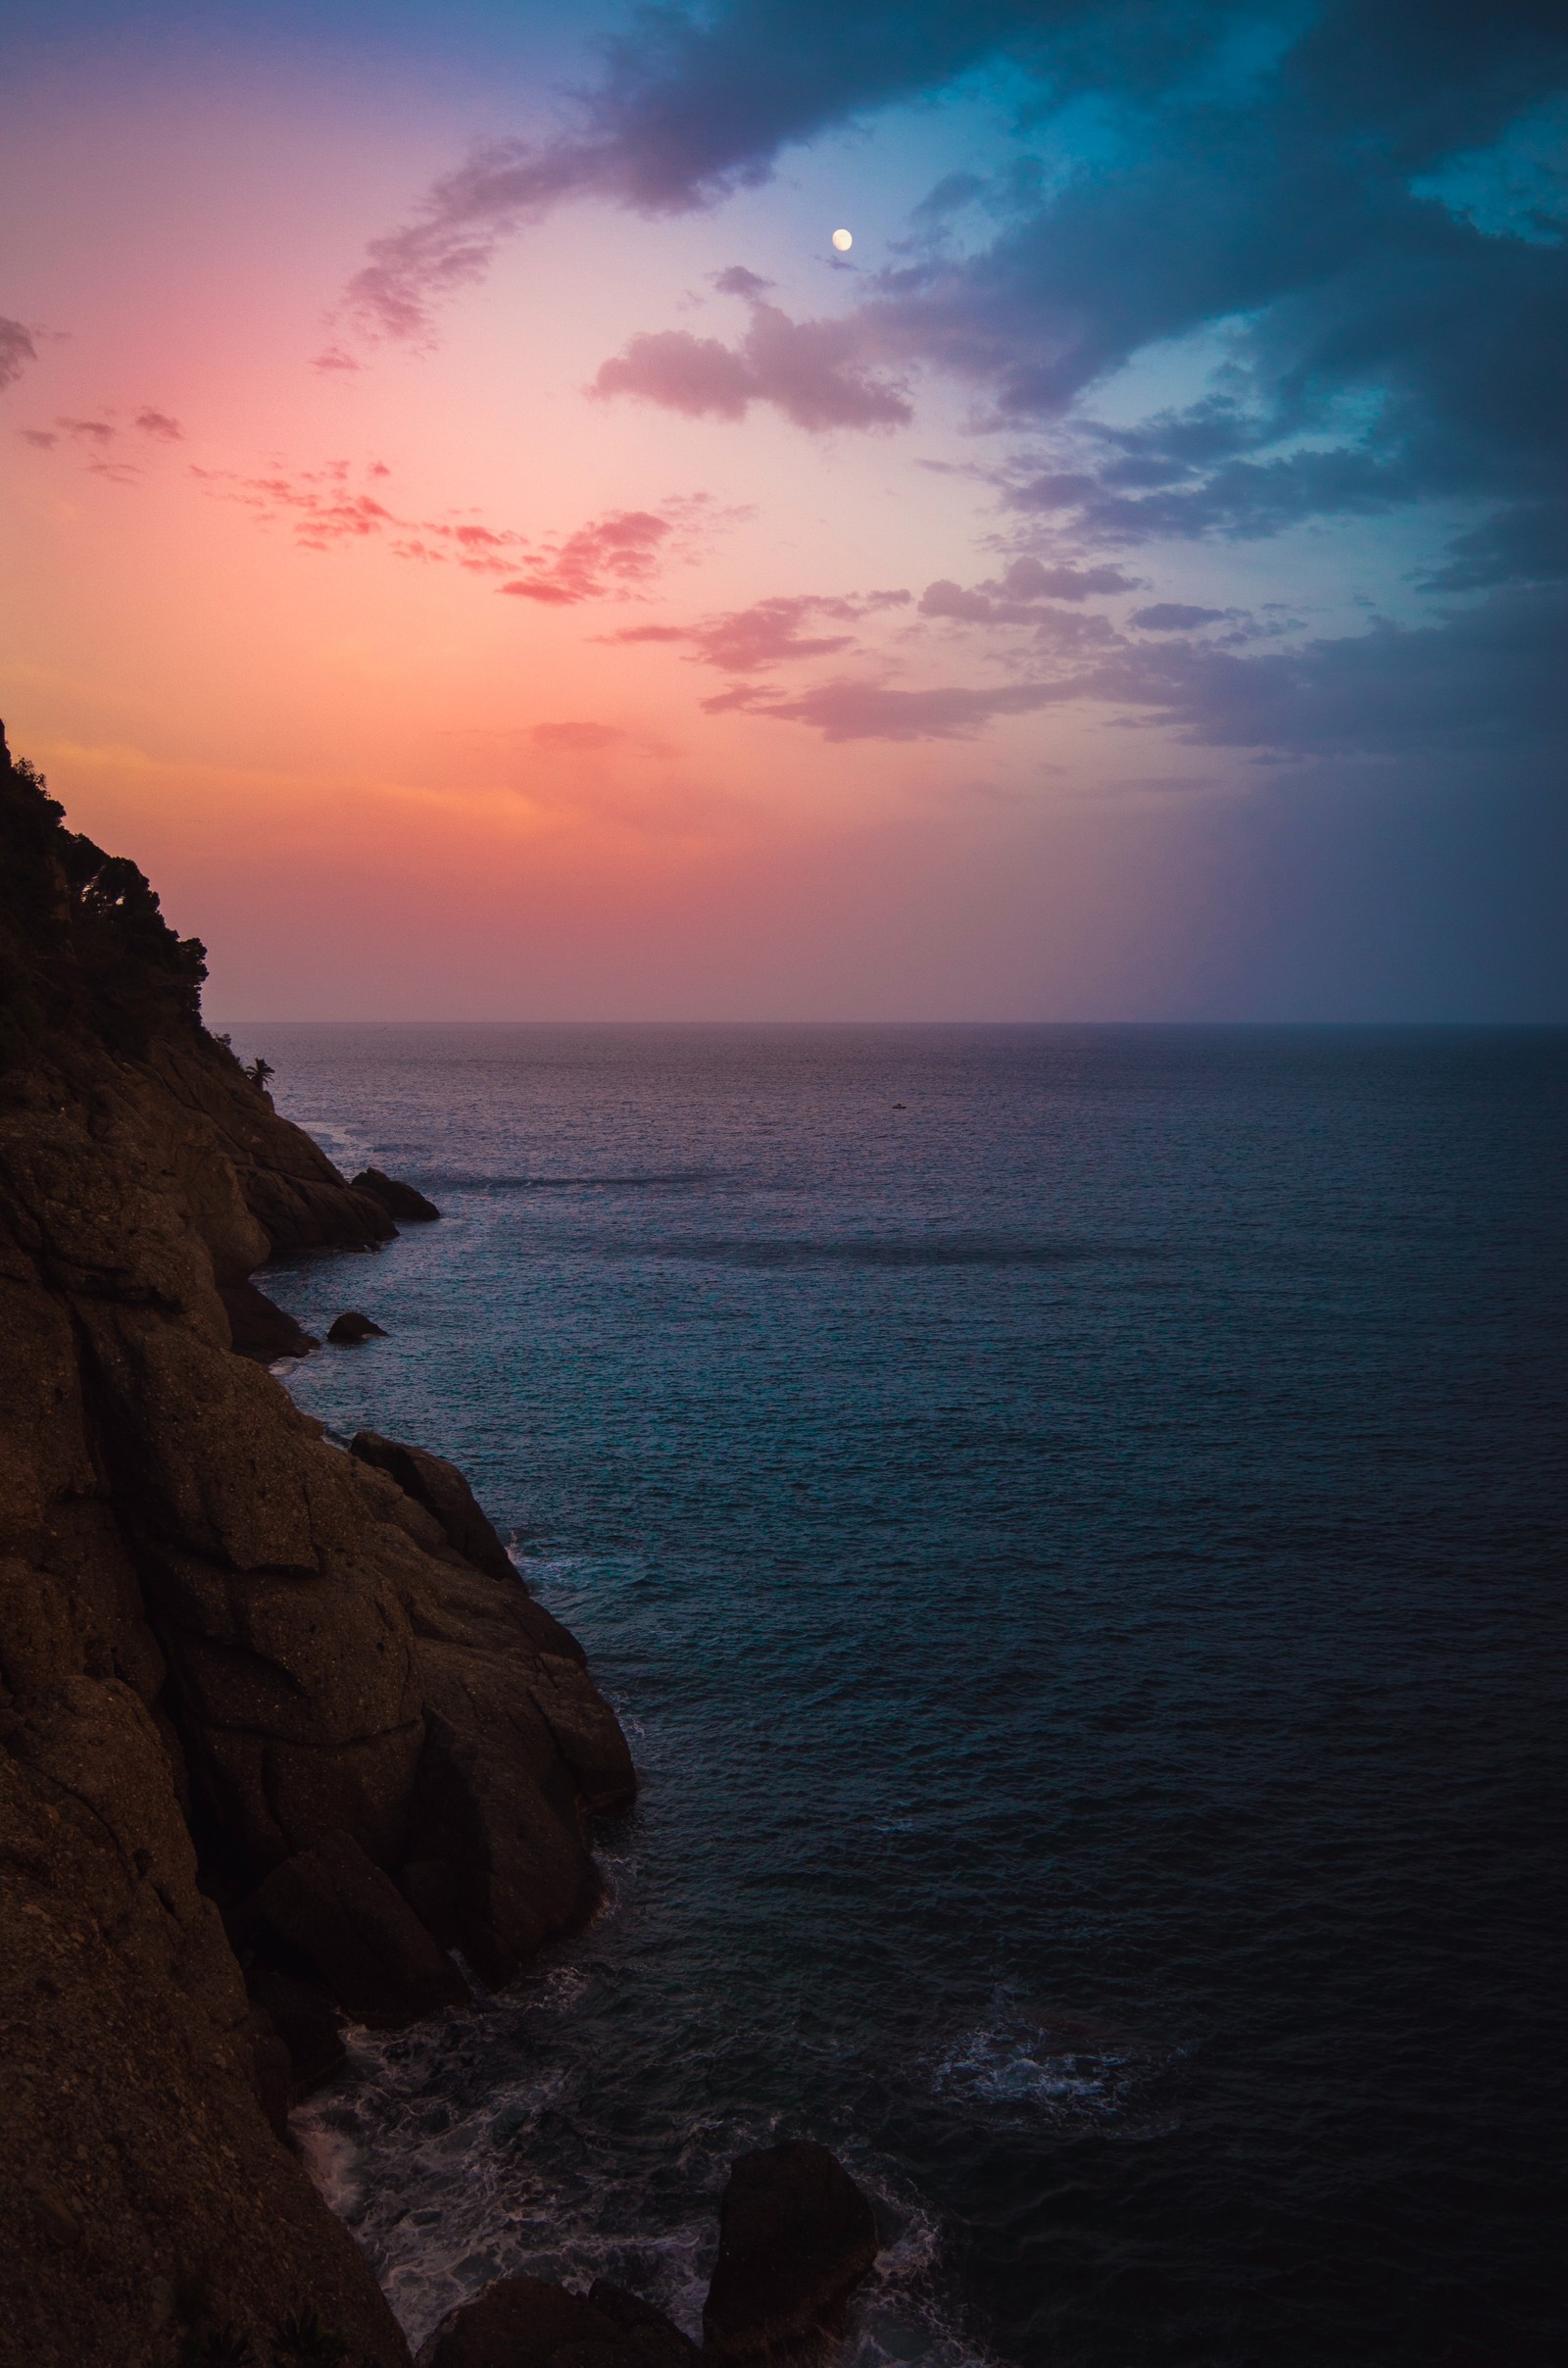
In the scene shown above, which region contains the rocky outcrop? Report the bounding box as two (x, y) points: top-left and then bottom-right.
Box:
(703, 2144), (879, 2363)
(327, 1307), (388, 1343)
(354, 1165), (442, 1222)
(0, 725), (636, 2368)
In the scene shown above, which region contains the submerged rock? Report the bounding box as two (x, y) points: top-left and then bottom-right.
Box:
(354, 1164), (442, 1221)
(703, 2142), (879, 2363)
(327, 1307), (388, 1343)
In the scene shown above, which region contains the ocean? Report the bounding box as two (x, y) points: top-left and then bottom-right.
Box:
(226, 1022), (1567, 2368)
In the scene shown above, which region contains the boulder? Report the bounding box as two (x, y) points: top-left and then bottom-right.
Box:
(416, 2276), (654, 2368)
(588, 2282), (701, 2367)
(702, 2143), (878, 2363)
(353, 1166), (442, 1222)
(328, 1308), (388, 1344)
(248, 1829), (469, 2028)
(218, 1276), (318, 1360)
(351, 1429), (517, 1583)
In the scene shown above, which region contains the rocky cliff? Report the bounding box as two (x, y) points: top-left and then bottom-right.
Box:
(0, 726), (635, 2368)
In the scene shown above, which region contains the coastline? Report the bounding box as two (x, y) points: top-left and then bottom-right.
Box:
(0, 726), (639, 2366)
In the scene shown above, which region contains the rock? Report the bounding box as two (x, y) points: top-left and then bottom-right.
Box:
(702, 2143), (879, 2364)
(249, 1829), (470, 2028)
(219, 1275), (318, 1360)
(353, 1165), (442, 1222)
(416, 2277), (657, 2368)
(401, 1706), (604, 1987)
(327, 1308), (387, 1344)
(351, 1429), (516, 1583)
(587, 2282), (701, 2366)
(246, 1968), (346, 2096)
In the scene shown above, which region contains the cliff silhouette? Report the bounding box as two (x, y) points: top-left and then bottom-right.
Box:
(0, 726), (635, 2367)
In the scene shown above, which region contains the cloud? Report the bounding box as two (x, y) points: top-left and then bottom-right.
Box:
(919, 553), (1137, 620)
(133, 409), (182, 441)
(712, 265), (773, 297)
(605, 588), (910, 669)
(58, 416), (115, 444)
(340, 0), (1566, 617)
(1130, 602), (1233, 629)
(338, 5), (1068, 342)
(592, 299), (912, 431)
(709, 674), (1072, 741)
(0, 317), (35, 393)
(1086, 584), (1568, 760)
(500, 509), (673, 603)
(189, 455), (717, 598)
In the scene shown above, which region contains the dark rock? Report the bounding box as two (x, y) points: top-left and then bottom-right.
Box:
(244, 2003), (295, 2141)
(417, 2277), (671, 2368)
(588, 2282), (701, 2367)
(246, 1968), (346, 2096)
(249, 1829), (469, 2028)
(703, 2143), (879, 2364)
(219, 1276), (318, 1360)
(327, 1308), (388, 1344)
(351, 1429), (516, 1583)
(402, 1707), (604, 1988)
(353, 1165), (442, 1222)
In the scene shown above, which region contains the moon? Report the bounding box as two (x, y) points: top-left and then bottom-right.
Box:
(831, 227), (853, 252)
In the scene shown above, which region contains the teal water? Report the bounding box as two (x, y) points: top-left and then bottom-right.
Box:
(232, 1023), (1567, 2368)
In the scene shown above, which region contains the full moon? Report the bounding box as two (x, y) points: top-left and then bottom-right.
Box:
(831, 227), (853, 252)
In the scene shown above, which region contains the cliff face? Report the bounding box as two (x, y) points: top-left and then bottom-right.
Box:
(0, 729), (635, 2368)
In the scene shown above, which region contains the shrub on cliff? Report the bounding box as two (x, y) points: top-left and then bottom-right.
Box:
(0, 720), (209, 1068)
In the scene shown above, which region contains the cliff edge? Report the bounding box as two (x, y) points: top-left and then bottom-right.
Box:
(0, 727), (635, 2368)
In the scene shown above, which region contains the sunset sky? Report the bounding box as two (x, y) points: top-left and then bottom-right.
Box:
(3, 0), (1564, 1019)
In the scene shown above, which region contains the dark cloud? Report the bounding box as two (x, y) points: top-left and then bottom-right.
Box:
(19, 427), (56, 449)
(716, 581), (1568, 756)
(592, 298), (912, 430)
(606, 589), (909, 668)
(919, 553), (1137, 619)
(712, 265), (773, 297)
(342, 3), (1567, 611)
(1131, 603), (1233, 629)
(339, 5), (1112, 341)
(0, 317), (35, 393)
(133, 408), (182, 441)
(709, 674), (1072, 740)
(1087, 584), (1568, 759)
(58, 416), (115, 444)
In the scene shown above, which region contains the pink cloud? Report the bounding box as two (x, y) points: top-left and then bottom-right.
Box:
(592, 300), (912, 433)
(607, 589), (910, 671)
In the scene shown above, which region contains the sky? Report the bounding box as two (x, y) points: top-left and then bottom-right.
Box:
(1, 0), (1564, 1019)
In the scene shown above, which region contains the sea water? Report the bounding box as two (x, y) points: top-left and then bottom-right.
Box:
(229, 1024), (1566, 2368)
